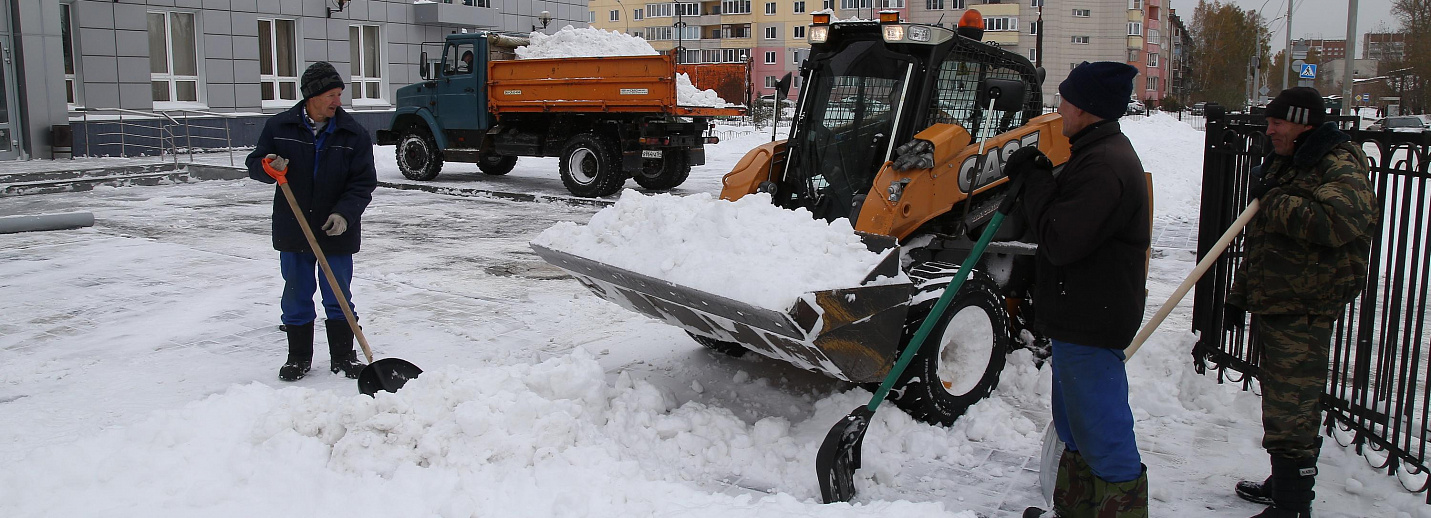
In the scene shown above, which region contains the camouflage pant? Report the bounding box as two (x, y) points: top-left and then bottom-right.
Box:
(1255, 313), (1334, 459)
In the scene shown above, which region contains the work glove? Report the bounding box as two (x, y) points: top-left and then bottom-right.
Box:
(1002, 145), (1052, 180)
(891, 139), (934, 171)
(1223, 303), (1245, 332)
(322, 214), (348, 236)
(261, 154), (290, 184)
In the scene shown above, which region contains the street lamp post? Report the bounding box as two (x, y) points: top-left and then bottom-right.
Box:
(532, 10), (552, 33)
(674, 11), (685, 64)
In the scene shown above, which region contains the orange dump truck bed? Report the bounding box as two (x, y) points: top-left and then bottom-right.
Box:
(488, 54), (745, 117)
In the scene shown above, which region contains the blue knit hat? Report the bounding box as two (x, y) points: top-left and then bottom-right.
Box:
(1059, 61), (1138, 120)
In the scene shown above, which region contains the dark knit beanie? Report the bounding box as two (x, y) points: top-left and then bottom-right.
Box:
(1059, 61), (1138, 120)
(1265, 87), (1325, 126)
(300, 61), (345, 100)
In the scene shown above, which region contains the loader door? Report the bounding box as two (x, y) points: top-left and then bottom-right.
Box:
(780, 40), (914, 222)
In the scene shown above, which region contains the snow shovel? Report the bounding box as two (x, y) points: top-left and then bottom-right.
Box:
(265, 157), (423, 395)
(816, 172), (1028, 503)
(1036, 199), (1261, 504)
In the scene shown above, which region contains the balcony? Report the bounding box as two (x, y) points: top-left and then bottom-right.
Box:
(413, 2), (500, 27)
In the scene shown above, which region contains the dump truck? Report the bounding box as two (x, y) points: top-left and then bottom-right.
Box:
(535, 13), (1070, 426)
(376, 32), (745, 197)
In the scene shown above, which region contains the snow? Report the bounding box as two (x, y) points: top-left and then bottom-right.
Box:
(3, 118), (1427, 515)
(532, 191), (906, 311)
(515, 25), (735, 108)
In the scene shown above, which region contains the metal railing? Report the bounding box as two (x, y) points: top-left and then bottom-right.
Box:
(1191, 110), (1431, 501)
(76, 108), (241, 166)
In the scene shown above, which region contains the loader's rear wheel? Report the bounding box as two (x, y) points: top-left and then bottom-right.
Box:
(477, 151), (517, 175)
(633, 151), (691, 191)
(560, 134), (625, 197)
(687, 331), (749, 357)
(396, 128), (443, 181)
(889, 271), (1011, 426)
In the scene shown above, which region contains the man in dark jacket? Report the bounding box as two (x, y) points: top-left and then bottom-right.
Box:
(1225, 87), (1378, 518)
(246, 61), (377, 382)
(1012, 61), (1150, 518)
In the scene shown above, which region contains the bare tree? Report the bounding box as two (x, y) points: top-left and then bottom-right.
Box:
(1391, 0), (1429, 112)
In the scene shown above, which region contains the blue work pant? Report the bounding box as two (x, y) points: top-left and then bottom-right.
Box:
(1051, 339), (1143, 483)
(279, 251), (355, 326)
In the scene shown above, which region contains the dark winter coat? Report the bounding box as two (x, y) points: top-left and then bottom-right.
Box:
(1228, 122), (1379, 315)
(246, 103), (376, 255)
(1021, 121), (1151, 349)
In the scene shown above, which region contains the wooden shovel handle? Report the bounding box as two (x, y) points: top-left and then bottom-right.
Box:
(278, 182), (374, 363)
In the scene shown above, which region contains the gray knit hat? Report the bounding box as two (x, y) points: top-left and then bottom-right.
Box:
(300, 61), (345, 100)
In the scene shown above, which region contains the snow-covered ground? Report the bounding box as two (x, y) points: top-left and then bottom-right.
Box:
(1, 113), (1425, 518)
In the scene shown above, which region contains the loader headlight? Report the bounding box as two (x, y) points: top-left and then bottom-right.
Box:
(809, 25), (829, 43)
(882, 24), (905, 42)
(908, 25), (931, 42)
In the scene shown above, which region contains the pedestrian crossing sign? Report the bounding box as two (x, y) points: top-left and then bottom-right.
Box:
(1299, 64), (1317, 79)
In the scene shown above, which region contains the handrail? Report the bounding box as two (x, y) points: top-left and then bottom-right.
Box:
(77, 107), (242, 166)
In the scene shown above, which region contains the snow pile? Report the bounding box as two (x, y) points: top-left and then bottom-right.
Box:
(1122, 113), (1206, 223)
(517, 25), (659, 59)
(533, 190), (908, 311)
(677, 73), (738, 108)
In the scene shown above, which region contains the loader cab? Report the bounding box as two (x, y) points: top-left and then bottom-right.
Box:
(776, 14), (1042, 222)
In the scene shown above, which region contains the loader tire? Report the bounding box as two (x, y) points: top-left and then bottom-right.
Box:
(560, 134), (625, 197)
(687, 331), (749, 358)
(633, 151), (691, 191)
(477, 151), (517, 175)
(889, 269), (1011, 426)
(396, 127), (443, 181)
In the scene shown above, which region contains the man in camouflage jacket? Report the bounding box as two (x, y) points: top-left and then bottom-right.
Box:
(1225, 87), (1379, 518)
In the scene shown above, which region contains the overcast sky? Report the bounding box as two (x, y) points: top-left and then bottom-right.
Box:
(1167, 0), (1401, 55)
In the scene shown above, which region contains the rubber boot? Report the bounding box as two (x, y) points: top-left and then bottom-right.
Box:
(278, 321), (314, 381)
(1092, 465), (1149, 518)
(1024, 448), (1097, 518)
(1251, 455), (1316, 518)
(326, 319), (366, 379)
(1235, 475), (1274, 505)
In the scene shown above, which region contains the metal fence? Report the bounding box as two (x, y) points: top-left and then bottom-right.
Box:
(1191, 110), (1431, 500)
(75, 108), (242, 165)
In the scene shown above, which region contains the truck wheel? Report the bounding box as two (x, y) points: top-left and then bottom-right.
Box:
(633, 151), (692, 191)
(559, 134), (625, 197)
(889, 270), (1011, 426)
(478, 151), (517, 175)
(396, 128), (443, 181)
(687, 331), (749, 358)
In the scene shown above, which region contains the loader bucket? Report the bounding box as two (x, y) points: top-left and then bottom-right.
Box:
(531, 234), (914, 383)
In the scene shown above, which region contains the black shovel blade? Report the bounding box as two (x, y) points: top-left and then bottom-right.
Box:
(357, 358), (423, 396)
(816, 405), (874, 503)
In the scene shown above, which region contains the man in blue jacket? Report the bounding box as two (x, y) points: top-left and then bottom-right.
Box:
(246, 61), (377, 382)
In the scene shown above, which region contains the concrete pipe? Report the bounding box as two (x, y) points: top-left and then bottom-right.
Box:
(0, 212), (95, 234)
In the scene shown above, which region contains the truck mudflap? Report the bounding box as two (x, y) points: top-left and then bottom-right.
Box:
(531, 234), (914, 383)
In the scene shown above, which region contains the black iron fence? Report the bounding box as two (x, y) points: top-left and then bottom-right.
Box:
(1191, 110), (1431, 500)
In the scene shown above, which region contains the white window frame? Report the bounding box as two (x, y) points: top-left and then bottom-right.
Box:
(634, 8), (645, 19)
(793, 1), (806, 13)
(765, 51), (777, 64)
(258, 17), (300, 108)
(149, 10), (205, 108)
(765, 2), (776, 14)
(1072, 35), (1090, 44)
(1029, 20), (1039, 35)
(793, 25), (805, 38)
(1147, 52), (1159, 67)
(792, 49), (803, 65)
(1128, 22), (1142, 36)
(1128, 48), (1140, 62)
(1028, 49), (1037, 61)
(765, 75), (778, 88)
(879, 0), (904, 7)
(1072, 8), (1090, 17)
(764, 26), (778, 39)
(349, 24), (387, 106)
(984, 16), (1018, 32)
(1030, 0), (1043, 6)
(1129, 0), (1142, 8)
(926, 0), (944, 8)
(610, 9), (620, 21)
(950, 0), (965, 8)
(840, 0), (871, 9)
(721, 0), (751, 14)
(676, 2), (699, 16)
(648, 26), (674, 40)
(647, 3), (673, 17)
(62, 3), (83, 109)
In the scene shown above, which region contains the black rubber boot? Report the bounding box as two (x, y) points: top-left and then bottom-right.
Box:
(1251, 455), (1316, 518)
(326, 319), (366, 379)
(1235, 475), (1274, 505)
(278, 321), (314, 382)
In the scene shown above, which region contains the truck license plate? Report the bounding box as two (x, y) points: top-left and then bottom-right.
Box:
(641, 150), (662, 159)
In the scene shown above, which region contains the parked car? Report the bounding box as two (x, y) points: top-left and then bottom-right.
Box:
(1127, 98), (1146, 115)
(1367, 116), (1429, 133)
(1191, 102), (1207, 116)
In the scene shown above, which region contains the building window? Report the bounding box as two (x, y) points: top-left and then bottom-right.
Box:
(1072, 8), (1090, 17)
(647, 3), (672, 17)
(823, 0), (833, 9)
(1030, 0), (1043, 6)
(793, 25), (805, 38)
(1128, 22), (1142, 36)
(765, 75), (779, 88)
(792, 49), (803, 64)
(1029, 20), (1039, 35)
(677, 2), (699, 16)
(721, 0), (751, 14)
(62, 3), (82, 108)
(794, 1), (806, 13)
(765, 51), (777, 64)
(880, 0), (904, 7)
(148, 11), (201, 104)
(1128, 48), (1140, 62)
(648, 26), (673, 39)
(950, 0), (965, 7)
(1146, 76), (1158, 90)
(720, 48), (750, 62)
(721, 24), (751, 38)
(1147, 52), (1159, 67)
(610, 9), (620, 21)
(634, 8), (644, 19)
(258, 18), (299, 105)
(840, 0), (871, 9)
(1028, 48), (1037, 61)
(984, 16), (1017, 31)
(766, 2), (776, 14)
(1072, 35), (1090, 44)
(927, 0), (943, 8)
(589, 10), (595, 22)
(764, 26), (778, 39)
(349, 25), (385, 102)
(1148, 28), (1159, 43)
(1129, 0), (1142, 8)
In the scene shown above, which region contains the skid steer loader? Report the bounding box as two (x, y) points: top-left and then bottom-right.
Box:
(533, 11), (1070, 426)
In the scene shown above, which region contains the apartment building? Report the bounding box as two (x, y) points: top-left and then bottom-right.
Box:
(590, 0), (1156, 107)
(2, 0), (588, 160)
